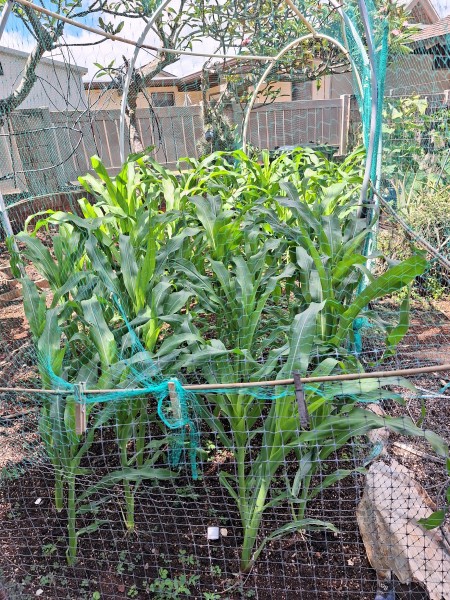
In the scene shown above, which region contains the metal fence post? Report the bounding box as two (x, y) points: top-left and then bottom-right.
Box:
(339, 94), (351, 155)
(0, 0), (14, 42)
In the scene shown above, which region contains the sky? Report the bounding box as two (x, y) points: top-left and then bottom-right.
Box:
(435, 0), (450, 15)
(1, 0), (218, 80)
(2, 0), (450, 83)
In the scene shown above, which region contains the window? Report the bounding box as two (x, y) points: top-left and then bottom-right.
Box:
(0, 62), (4, 76)
(151, 92), (175, 107)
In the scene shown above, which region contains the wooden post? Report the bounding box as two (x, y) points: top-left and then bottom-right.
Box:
(293, 371), (309, 429)
(339, 94), (351, 156)
(168, 380), (182, 423)
(74, 382), (87, 435)
(443, 89), (450, 107)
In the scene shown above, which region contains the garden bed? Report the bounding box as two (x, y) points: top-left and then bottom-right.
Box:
(1, 149), (449, 600)
(0, 286), (449, 599)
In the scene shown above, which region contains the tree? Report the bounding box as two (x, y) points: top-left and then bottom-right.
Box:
(0, 0), (154, 119)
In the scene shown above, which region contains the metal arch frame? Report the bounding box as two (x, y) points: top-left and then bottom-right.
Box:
(241, 33), (357, 153)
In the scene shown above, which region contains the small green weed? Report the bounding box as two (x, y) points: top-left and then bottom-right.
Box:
(210, 565), (222, 577)
(148, 568), (200, 598)
(178, 549), (199, 567)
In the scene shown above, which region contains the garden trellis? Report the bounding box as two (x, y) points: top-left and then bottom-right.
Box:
(0, 0), (450, 599)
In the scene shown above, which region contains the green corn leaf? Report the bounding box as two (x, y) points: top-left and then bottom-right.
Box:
(37, 307), (65, 381)
(251, 519), (338, 566)
(90, 155), (128, 214)
(81, 296), (117, 368)
(75, 520), (110, 538)
(21, 276), (46, 339)
(384, 291), (411, 357)
(156, 333), (204, 357)
(85, 236), (121, 297)
(16, 233), (60, 287)
(309, 467), (366, 499)
(78, 467), (177, 502)
(279, 301), (325, 377)
(333, 255), (427, 346)
(118, 234), (138, 307)
(218, 471), (239, 504)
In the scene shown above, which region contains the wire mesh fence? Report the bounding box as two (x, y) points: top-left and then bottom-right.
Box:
(0, 375), (449, 600)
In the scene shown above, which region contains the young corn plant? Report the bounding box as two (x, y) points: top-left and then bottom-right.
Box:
(12, 148), (442, 575)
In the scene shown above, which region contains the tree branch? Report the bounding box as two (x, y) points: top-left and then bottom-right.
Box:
(0, 41), (47, 119)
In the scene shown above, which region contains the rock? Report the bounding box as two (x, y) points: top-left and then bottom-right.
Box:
(357, 459), (450, 600)
(366, 404), (390, 454)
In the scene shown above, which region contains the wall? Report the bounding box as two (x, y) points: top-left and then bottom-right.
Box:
(386, 54), (450, 95)
(87, 80), (295, 111)
(0, 47), (87, 111)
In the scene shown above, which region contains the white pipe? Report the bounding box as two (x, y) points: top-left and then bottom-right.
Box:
(0, 0), (13, 42)
(0, 191), (26, 276)
(119, 0), (171, 163)
(242, 33), (353, 152)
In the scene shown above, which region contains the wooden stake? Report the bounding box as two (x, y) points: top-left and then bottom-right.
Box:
(293, 371), (309, 429)
(74, 382), (87, 435)
(168, 380), (182, 422)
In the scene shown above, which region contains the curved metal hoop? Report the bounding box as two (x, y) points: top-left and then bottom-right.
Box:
(241, 32), (358, 153)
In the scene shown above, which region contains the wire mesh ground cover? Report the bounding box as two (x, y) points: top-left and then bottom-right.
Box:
(0, 286), (449, 600)
(0, 220), (450, 599)
(1, 389), (448, 600)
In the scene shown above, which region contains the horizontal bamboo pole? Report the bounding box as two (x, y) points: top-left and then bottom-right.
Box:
(13, 0), (275, 62)
(0, 363), (449, 396)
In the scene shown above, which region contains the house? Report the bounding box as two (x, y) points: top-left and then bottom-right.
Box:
(0, 46), (88, 196)
(86, 59), (297, 109)
(86, 0), (443, 112)
(396, 0), (440, 24)
(0, 46), (88, 110)
(86, 61), (183, 109)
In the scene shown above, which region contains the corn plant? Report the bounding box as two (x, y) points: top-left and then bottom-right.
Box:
(12, 147), (442, 574)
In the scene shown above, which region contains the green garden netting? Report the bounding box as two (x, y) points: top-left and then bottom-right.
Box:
(0, 0), (450, 599)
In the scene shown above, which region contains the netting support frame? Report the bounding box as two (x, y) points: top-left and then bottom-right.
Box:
(0, 0), (13, 41)
(241, 32), (355, 153)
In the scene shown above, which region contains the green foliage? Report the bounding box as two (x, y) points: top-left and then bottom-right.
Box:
(379, 172), (450, 299)
(13, 148), (444, 574)
(418, 458), (450, 530)
(147, 569), (200, 598)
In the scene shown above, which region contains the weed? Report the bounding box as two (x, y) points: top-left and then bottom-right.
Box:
(210, 565), (222, 577)
(148, 568), (200, 598)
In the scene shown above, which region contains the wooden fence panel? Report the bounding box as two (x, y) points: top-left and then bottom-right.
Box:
(0, 98), (353, 199)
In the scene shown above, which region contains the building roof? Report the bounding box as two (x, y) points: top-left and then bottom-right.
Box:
(136, 59), (176, 79)
(412, 14), (450, 41)
(0, 45), (88, 74)
(396, 0), (440, 24)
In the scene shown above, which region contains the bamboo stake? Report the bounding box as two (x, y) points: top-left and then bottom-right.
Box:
(74, 382), (87, 435)
(1, 363), (449, 395)
(168, 380), (182, 422)
(11, 0), (275, 62)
